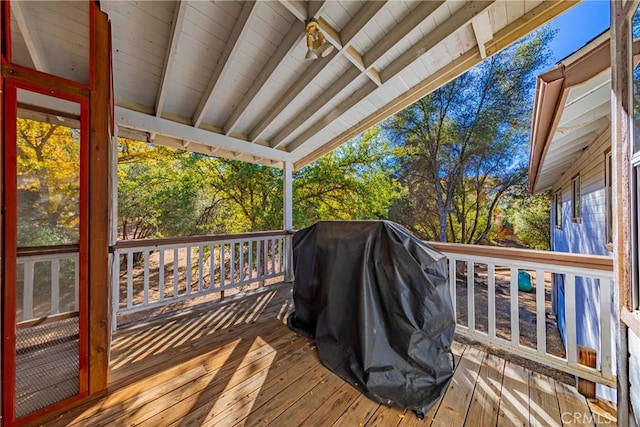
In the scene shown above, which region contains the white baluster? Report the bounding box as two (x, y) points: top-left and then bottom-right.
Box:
(566, 273), (577, 365)
(127, 251), (133, 308)
(143, 250), (150, 305)
(536, 269), (546, 355)
(173, 247), (179, 297)
(198, 244), (204, 292)
(510, 266), (519, 347)
(488, 263), (495, 339)
(23, 261), (35, 321)
(51, 258), (60, 315)
(467, 260), (475, 332)
(159, 250), (165, 302)
(186, 245), (192, 295)
(599, 277), (613, 379)
(449, 258), (456, 323)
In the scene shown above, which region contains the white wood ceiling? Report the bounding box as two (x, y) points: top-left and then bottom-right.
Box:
(9, 1), (576, 169)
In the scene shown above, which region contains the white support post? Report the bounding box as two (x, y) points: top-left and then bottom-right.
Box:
(283, 161), (294, 282)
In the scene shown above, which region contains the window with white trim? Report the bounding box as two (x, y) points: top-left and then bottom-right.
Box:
(571, 175), (581, 223)
(554, 191), (562, 230)
(605, 151), (613, 249)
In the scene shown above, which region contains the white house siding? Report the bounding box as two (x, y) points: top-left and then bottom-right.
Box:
(550, 128), (615, 400)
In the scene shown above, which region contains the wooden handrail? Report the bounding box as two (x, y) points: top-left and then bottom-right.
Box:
(17, 244), (79, 257)
(427, 241), (613, 272)
(114, 230), (290, 250)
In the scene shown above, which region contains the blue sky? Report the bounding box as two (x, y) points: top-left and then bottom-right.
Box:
(547, 1), (610, 63)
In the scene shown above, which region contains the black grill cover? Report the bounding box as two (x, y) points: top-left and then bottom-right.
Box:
(287, 221), (455, 417)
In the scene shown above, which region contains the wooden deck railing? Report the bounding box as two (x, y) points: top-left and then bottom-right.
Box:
(108, 232), (616, 386)
(429, 242), (615, 388)
(111, 231), (290, 328)
(17, 246), (79, 323)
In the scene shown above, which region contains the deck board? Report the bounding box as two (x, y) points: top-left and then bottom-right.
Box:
(47, 285), (611, 427)
(464, 352), (506, 427)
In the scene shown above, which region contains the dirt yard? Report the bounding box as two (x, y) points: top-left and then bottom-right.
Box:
(455, 264), (574, 384)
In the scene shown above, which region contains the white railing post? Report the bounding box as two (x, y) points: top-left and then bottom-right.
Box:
(467, 261), (475, 332)
(510, 266), (519, 347)
(112, 251), (120, 330)
(535, 269), (546, 355)
(51, 259), (60, 315)
(283, 161), (294, 282)
(23, 261), (35, 321)
(599, 277), (613, 379)
(487, 263), (496, 339)
(566, 273), (578, 365)
(448, 257), (456, 322)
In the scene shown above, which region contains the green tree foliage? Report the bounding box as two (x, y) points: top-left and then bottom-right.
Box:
(17, 117), (81, 246)
(116, 126), (401, 238)
(118, 140), (224, 240)
(293, 127), (404, 228)
(504, 188), (551, 250)
(384, 28), (554, 243)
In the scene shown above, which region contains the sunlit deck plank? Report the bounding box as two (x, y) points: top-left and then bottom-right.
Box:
(299, 381), (361, 426)
(464, 353), (506, 427)
(330, 392), (381, 426)
(529, 371), (562, 427)
(46, 285), (614, 427)
(431, 346), (485, 425)
(498, 361), (531, 426)
(555, 380), (594, 426)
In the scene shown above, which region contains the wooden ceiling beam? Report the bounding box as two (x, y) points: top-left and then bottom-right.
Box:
(264, 1), (388, 148)
(155, 0), (188, 117)
(286, 80), (378, 152)
(223, 20), (304, 135)
(116, 106), (294, 163)
(279, 0), (307, 22)
(380, 1), (494, 83)
(317, 16), (382, 86)
(281, 1), (448, 151)
(341, 1), (387, 45)
(471, 11), (493, 59)
(249, 49), (339, 142)
(12, 2), (49, 72)
(363, 0), (445, 68)
(192, 1), (258, 128)
(294, 0), (578, 169)
(270, 66), (361, 149)
(224, 1), (329, 136)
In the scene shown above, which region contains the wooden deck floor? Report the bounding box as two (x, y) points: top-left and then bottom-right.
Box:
(50, 284), (616, 426)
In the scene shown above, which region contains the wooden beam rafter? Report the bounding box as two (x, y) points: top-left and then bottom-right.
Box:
(116, 107), (294, 163)
(280, 0), (451, 151)
(223, 20), (304, 135)
(264, 1), (388, 148)
(380, 1), (494, 82)
(12, 2), (49, 72)
(293, 0), (579, 169)
(471, 11), (493, 59)
(363, 0), (445, 68)
(278, 0), (307, 22)
(249, 49), (339, 142)
(270, 67), (361, 149)
(192, 0), (258, 128)
(224, 1), (328, 136)
(155, 0), (188, 117)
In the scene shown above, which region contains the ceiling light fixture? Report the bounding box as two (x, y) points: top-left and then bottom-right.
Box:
(305, 19), (334, 60)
